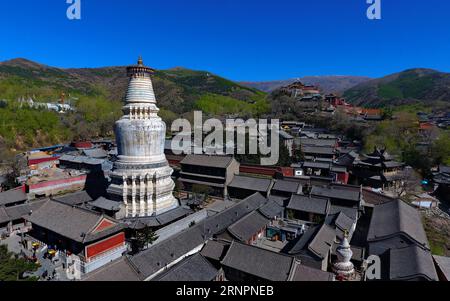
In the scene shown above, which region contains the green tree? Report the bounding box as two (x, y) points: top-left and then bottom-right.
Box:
(173, 180), (182, 199)
(292, 144), (305, 163)
(287, 209), (295, 220)
(131, 226), (159, 253)
(382, 107), (393, 120)
(432, 132), (450, 166)
(192, 184), (213, 204)
(403, 146), (432, 177)
(0, 245), (39, 281)
(277, 143), (293, 167)
(75, 96), (122, 137)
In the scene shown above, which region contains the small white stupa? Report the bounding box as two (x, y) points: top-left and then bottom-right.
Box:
(332, 231), (355, 279)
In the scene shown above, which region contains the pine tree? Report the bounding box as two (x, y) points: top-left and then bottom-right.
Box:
(132, 226), (159, 253)
(0, 245), (38, 281)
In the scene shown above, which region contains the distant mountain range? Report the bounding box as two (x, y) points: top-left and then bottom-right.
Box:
(0, 58), (266, 115)
(240, 76), (372, 94)
(0, 58), (272, 154)
(343, 68), (450, 107)
(1, 58), (450, 111)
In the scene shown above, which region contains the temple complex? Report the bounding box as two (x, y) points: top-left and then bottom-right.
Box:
(107, 57), (179, 217)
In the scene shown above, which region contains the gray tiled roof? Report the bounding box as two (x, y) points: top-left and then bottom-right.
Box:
(334, 151), (359, 167)
(367, 199), (429, 249)
(27, 200), (123, 243)
(0, 207), (9, 224)
(272, 180), (302, 194)
(221, 241), (295, 281)
(180, 154), (235, 168)
(308, 224), (336, 259)
(298, 138), (336, 147)
(302, 161), (330, 170)
(82, 148), (108, 159)
(311, 186), (360, 202)
(383, 161), (404, 168)
(290, 263), (335, 281)
(156, 207), (193, 225)
(258, 200), (284, 219)
(288, 225), (321, 255)
(433, 255), (450, 280)
(59, 155), (105, 166)
(202, 192), (267, 235)
(129, 227), (206, 280)
(124, 207), (193, 227)
(329, 205), (358, 220)
(334, 212), (355, 233)
(267, 195), (290, 207)
(439, 165), (450, 174)
(53, 191), (94, 206)
(433, 172), (450, 185)
(0, 200), (46, 224)
(331, 165), (347, 173)
(5, 200), (46, 221)
(302, 146), (335, 155)
(82, 257), (140, 281)
(228, 211), (269, 242)
(228, 175), (273, 192)
(362, 189), (396, 206)
(89, 197), (121, 211)
(287, 194), (330, 215)
(317, 134), (337, 139)
(0, 189), (27, 206)
(126, 217), (160, 228)
(153, 253), (218, 281)
(201, 240), (230, 261)
(389, 245), (438, 281)
(128, 193), (267, 280)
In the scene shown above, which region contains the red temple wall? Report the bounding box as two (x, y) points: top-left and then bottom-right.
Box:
(85, 232), (125, 259)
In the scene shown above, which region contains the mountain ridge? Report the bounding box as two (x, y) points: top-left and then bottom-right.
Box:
(0, 57), (267, 115)
(343, 68), (450, 107)
(240, 75), (372, 94)
(0, 58), (269, 154)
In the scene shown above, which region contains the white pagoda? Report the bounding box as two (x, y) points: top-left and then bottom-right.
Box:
(107, 57), (179, 217)
(332, 231), (355, 279)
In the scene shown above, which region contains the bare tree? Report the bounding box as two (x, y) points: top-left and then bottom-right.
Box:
(398, 166), (421, 199)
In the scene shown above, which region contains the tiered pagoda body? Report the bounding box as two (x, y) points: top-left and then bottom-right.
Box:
(352, 147), (405, 190)
(107, 57), (178, 217)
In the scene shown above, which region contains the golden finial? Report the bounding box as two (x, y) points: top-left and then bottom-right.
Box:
(138, 56), (143, 66)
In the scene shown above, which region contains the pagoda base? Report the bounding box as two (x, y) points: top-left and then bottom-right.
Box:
(107, 164), (179, 218)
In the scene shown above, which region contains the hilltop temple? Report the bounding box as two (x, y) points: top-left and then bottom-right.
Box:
(107, 57), (179, 217)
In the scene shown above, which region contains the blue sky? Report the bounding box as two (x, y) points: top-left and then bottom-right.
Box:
(1, 0), (449, 81)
